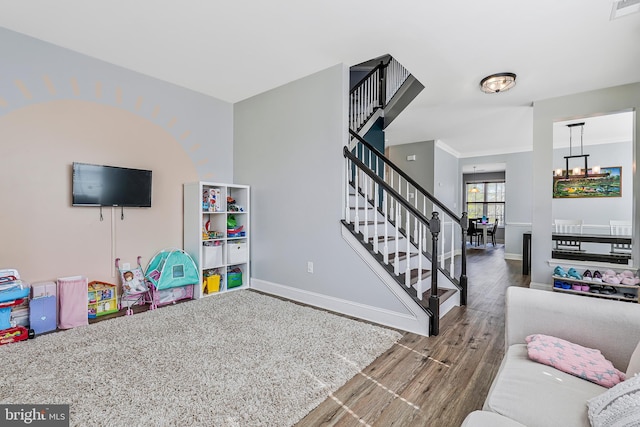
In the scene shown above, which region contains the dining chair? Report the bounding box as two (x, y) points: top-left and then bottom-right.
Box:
(487, 219), (499, 246)
(553, 219), (583, 252)
(610, 220), (632, 254)
(467, 219), (482, 246)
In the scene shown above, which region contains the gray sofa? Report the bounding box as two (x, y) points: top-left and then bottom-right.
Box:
(462, 286), (640, 427)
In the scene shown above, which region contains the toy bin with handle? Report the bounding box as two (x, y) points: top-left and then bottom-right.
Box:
(227, 271), (243, 289)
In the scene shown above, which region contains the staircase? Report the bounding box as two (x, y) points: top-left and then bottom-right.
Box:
(342, 56), (468, 336)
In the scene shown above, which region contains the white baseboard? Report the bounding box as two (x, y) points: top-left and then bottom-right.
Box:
(529, 281), (552, 291)
(504, 253), (523, 261)
(251, 278), (429, 336)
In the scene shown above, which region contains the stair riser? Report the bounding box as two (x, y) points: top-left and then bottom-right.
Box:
(376, 250), (432, 272)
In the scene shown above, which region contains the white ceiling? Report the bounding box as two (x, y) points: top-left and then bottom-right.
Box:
(0, 0), (638, 157)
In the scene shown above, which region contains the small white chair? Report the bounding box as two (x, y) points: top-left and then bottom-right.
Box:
(610, 220), (632, 254)
(553, 219), (583, 252)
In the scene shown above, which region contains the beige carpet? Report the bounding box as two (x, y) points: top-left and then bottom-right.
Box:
(0, 290), (401, 426)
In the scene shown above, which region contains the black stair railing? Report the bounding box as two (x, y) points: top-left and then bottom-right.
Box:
(344, 146), (442, 334)
(349, 57), (410, 133)
(347, 130), (468, 308)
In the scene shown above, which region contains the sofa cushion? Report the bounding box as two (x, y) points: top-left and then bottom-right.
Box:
(587, 374), (640, 427)
(461, 410), (527, 427)
(526, 334), (625, 388)
(625, 340), (640, 378)
(484, 344), (606, 427)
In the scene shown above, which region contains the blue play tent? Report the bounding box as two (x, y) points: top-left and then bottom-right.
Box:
(145, 248), (199, 291)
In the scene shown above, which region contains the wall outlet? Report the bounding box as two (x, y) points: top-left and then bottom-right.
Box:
(307, 261), (314, 273)
(122, 262), (131, 270)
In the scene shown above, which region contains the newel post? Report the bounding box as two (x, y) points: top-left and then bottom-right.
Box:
(379, 60), (387, 108)
(460, 212), (469, 306)
(429, 211), (441, 336)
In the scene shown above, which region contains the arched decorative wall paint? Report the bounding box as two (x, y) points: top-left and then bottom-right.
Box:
(0, 28), (235, 282)
(0, 26), (234, 182)
(0, 100), (199, 282)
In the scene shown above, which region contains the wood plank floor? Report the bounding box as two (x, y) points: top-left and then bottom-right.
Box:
(295, 245), (530, 427)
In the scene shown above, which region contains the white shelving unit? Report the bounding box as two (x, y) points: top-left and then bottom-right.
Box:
(184, 182), (250, 298)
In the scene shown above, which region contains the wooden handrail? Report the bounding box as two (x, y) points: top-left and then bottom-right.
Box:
(349, 60), (390, 95)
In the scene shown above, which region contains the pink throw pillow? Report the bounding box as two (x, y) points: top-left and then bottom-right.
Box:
(526, 334), (625, 388)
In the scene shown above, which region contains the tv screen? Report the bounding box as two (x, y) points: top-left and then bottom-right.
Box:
(72, 162), (152, 207)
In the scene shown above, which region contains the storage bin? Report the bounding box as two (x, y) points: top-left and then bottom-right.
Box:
(227, 272), (243, 289)
(58, 276), (89, 329)
(203, 245), (223, 268)
(10, 307), (29, 328)
(32, 281), (57, 299)
(204, 274), (221, 294)
(29, 296), (57, 334)
(228, 242), (247, 264)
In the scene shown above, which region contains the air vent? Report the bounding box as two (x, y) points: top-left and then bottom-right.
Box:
(611, 0), (640, 20)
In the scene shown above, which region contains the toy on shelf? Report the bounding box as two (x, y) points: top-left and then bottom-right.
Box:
(203, 188), (222, 212)
(116, 257), (154, 315)
(203, 220), (225, 240)
(227, 215), (246, 238)
(227, 196), (244, 212)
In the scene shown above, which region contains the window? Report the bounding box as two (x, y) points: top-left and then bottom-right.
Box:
(466, 181), (505, 225)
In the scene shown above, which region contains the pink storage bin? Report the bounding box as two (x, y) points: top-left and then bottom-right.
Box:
(57, 276), (89, 329)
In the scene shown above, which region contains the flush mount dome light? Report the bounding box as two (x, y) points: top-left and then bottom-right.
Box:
(480, 72), (516, 93)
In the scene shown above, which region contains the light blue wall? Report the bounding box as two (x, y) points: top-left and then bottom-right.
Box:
(434, 144), (459, 210)
(460, 151), (533, 258)
(552, 141), (633, 233)
(233, 64), (411, 314)
(388, 141), (436, 195)
(532, 83), (640, 285)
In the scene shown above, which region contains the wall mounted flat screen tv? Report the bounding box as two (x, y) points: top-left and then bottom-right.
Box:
(72, 162), (152, 207)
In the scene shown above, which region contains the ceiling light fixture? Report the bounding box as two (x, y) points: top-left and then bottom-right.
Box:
(470, 166), (480, 193)
(562, 122), (598, 179)
(480, 72), (517, 94)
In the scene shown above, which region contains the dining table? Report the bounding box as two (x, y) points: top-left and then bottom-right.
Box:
(474, 220), (491, 248)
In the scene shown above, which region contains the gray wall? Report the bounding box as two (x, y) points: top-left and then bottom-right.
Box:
(388, 141), (535, 258)
(233, 64), (410, 314)
(388, 140), (436, 196)
(552, 140), (633, 231)
(434, 144), (460, 211)
(462, 170), (506, 242)
(459, 151), (534, 258)
(532, 83), (640, 285)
